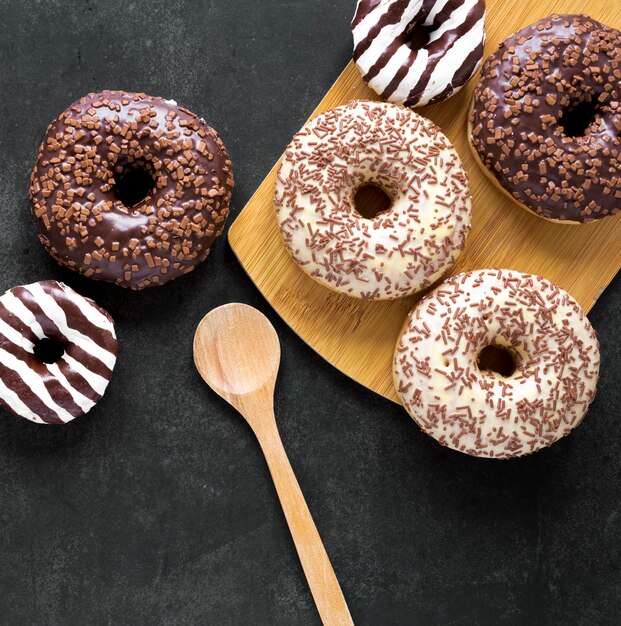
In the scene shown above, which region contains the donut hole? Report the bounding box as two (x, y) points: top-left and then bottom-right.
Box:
(404, 21), (435, 50)
(113, 163), (156, 207)
(560, 99), (600, 137)
(353, 184), (393, 219)
(477, 345), (518, 378)
(34, 337), (66, 364)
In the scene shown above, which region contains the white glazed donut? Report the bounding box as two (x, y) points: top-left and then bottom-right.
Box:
(0, 280), (118, 425)
(274, 100), (472, 300)
(394, 269), (600, 458)
(352, 0), (486, 107)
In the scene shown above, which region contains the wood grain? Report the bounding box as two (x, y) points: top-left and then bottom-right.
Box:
(194, 304), (354, 626)
(229, 0), (621, 403)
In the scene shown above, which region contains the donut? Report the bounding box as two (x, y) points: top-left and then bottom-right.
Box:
(0, 281), (118, 425)
(274, 101), (472, 300)
(394, 269), (600, 458)
(469, 14), (621, 223)
(352, 0), (486, 107)
(30, 91), (234, 289)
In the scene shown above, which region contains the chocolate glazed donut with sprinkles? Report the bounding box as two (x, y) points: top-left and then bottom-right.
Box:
(352, 0), (486, 107)
(0, 281), (118, 425)
(30, 91), (234, 289)
(394, 269), (600, 459)
(469, 15), (621, 223)
(274, 100), (472, 300)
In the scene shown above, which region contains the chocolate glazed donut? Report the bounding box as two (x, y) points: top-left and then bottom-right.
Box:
(469, 15), (621, 223)
(30, 91), (234, 289)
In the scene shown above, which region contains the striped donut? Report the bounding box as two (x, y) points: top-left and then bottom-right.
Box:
(352, 0), (486, 107)
(0, 281), (118, 425)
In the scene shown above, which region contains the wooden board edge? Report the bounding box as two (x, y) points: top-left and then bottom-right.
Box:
(226, 230), (403, 404)
(231, 63), (364, 226)
(228, 62), (406, 402)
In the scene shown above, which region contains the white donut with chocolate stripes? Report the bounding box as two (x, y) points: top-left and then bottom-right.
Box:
(275, 100), (472, 300)
(394, 269), (600, 458)
(352, 0), (486, 107)
(0, 280), (118, 424)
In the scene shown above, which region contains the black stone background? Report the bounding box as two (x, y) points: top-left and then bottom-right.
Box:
(0, 1), (619, 624)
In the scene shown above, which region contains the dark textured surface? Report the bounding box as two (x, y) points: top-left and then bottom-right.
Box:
(0, 1), (619, 624)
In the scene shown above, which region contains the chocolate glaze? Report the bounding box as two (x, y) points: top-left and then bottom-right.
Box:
(469, 14), (621, 223)
(30, 91), (234, 289)
(352, 0), (486, 107)
(0, 280), (118, 424)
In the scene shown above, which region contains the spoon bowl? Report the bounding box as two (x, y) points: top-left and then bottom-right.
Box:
(194, 303), (280, 402)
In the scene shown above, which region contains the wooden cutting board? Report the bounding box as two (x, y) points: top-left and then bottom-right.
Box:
(229, 0), (621, 403)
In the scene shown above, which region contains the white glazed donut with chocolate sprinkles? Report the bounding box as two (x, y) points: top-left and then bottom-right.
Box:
(0, 281), (118, 425)
(274, 100), (472, 300)
(352, 0), (486, 107)
(394, 269), (600, 458)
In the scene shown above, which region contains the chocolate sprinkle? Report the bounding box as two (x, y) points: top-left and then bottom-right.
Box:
(274, 100), (472, 300)
(394, 269), (600, 458)
(469, 14), (621, 223)
(30, 91), (234, 289)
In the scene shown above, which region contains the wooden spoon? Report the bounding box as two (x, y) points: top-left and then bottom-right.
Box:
(193, 303), (354, 626)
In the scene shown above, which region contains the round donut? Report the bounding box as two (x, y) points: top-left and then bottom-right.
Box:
(30, 91), (234, 289)
(394, 269), (600, 458)
(352, 0), (486, 107)
(0, 281), (118, 425)
(274, 100), (472, 300)
(469, 14), (621, 223)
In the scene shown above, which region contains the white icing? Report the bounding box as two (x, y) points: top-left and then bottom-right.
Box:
(352, 0), (486, 106)
(62, 354), (110, 396)
(419, 12), (485, 105)
(394, 269), (600, 458)
(26, 283), (116, 370)
(275, 101), (472, 300)
(3, 292), (46, 338)
(46, 362), (97, 414)
(0, 377), (45, 424)
(0, 281), (117, 424)
(0, 346), (76, 423)
(60, 283), (116, 334)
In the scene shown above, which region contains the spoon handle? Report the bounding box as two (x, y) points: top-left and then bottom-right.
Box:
(255, 417), (354, 626)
